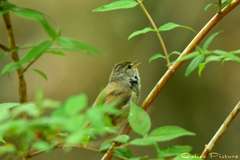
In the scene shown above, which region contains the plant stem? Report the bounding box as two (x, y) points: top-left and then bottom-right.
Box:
(200, 101), (240, 159)
(0, 43), (10, 51)
(22, 55), (41, 73)
(101, 0), (240, 159)
(2, 13), (28, 116)
(219, 0), (222, 12)
(137, 0), (170, 67)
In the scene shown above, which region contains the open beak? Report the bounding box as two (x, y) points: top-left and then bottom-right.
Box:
(132, 60), (141, 69)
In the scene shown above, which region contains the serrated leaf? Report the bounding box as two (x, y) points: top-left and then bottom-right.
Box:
(29, 69), (48, 80)
(21, 40), (52, 63)
(148, 126), (195, 142)
(159, 145), (192, 158)
(203, 31), (223, 51)
(213, 50), (240, 62)
(111, 135), (130, 143)
(1, 62), (23, 76)
(114, 147), (132, 159)
(57, 37), (102, 54)
(159, 22), (195, 33)
(15, 9), (57, 39)
(64, 94), (87, 116)
(128, 102), (151, 136)
(204, 3), (219, 12)
(169, 51), (199, 65)
(128, 27), (156, 40)
(129, 138), (157, 146)
(99, 141), (112, 151)
(149, 53), (166, 63)
(185, 55), (204, 76)
(93, 0), (138, 12)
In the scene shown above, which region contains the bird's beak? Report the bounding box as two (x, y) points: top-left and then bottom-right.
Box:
(132, 60), (141, 69)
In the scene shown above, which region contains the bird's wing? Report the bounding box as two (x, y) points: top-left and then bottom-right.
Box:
(93, 82), (132, 109)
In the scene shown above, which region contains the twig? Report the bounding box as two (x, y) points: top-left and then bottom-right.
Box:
(0, 43), (10, 52)
(27, 144), (128, 160)
(101, 0), (240, 159)
(200, 101), (240, 159)
(22, 56), (41, 73)
(219, 0), (222, 12)
(136, 0), (170, 67)
(2, 13), (28, 105)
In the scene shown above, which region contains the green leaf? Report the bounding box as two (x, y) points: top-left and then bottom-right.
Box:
(93, 0), (138, 12)
(99, 141), (112, 151)
(64, 116), (86, 131)
(0, 103), (20, 110)
(86, 108), (105, 133)
(129, 138), (157, 146)
(1, 1), (18, 9)
(0, 8), (11, 15)
(159, 145), (192, 158)
(129, 156), (148, 160)
(202, 31), (223, 51)
(198, 55), (223, 76)
(149, 53), (166, 63)
(20, 40), (52, 63)
(195, 46), (203, 54)
(47, 50), (66, 56)
(64, 94), (87, 116)
(0, 109), (9, 121)
(169, 51), (199, 65)
(111, 135), (130, 143)
(0, 137), (6, 144)
(148, 126), (195, 142)
(169, 51), (181, 58)
(204, 3), (219, 12)
(15, 9), (57, 39)
(158, 22), (195, 33)
(227, 0), (233, 3)
(213, 50), (240, 62)
(114, 147), (132, 159)
(66, 131), (85, 144)
(128, 27), (156, 40)
(222, 0), (227, 4)
(57, 37), (102, 54)
(185, 55), (204, 76)
(32, 141), (51, 151)
(29, 69), (48, 80)
(128, 101), (151, 136)
(1, 62), (23, 76)
(231, 49), (240, 54)
(12, 103), (40, 118)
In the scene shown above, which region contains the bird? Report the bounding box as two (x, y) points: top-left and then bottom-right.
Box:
(85, 60), (141, 128)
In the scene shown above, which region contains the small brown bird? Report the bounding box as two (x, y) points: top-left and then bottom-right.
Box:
(86, 60), (141, 128)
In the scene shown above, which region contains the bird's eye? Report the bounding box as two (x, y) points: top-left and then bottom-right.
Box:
(128, 65), (132, 69)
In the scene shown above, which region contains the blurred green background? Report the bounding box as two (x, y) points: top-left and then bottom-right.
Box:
(0, 0), (240, 159)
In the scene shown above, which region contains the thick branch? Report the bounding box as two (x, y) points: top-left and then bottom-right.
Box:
(200, 101), (240, 159)
(101, 0), (240, 159)
(2, 13), (28, 104)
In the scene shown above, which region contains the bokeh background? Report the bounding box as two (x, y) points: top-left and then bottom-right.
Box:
(0, 0), (240, 159)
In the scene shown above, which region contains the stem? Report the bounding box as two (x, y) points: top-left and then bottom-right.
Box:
(219, 0), (222, 12)
(27, 144), (128, 160)
(2, 13), (28, 117)
(101, 0), (240, 159)
(22, 56), (41, 73)
(137, 0), (170, 67)
(0, 43), (10, 51)
(200, 101), (240, 159)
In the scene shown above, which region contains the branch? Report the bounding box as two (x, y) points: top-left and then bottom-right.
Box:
(101, 0), (240, 159)
(0, 43), (10, 52)
(27, 144), (128, 160)
(2, 12), (28, 118)
(200, 101), (240, 159)
(137, 0), (170, 67)
(22, 56), (41, 73)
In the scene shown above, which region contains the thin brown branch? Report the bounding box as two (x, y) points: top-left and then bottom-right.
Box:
(200, 101), (240, 159)
(137, 0), (170, 67)
(101, 0), (240, 159)
(2, 12), (28, 118)
(0, 43), (10, 52)
(22, 55), (41, 73)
